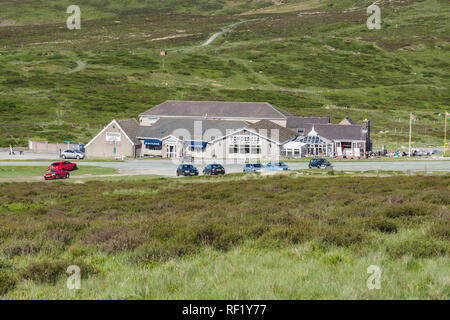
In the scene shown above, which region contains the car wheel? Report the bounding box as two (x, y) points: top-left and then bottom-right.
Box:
(62, 155), (66, 159)
(76, 155), (80, 159)
(177, 172), (180, 176)
(56, 175), (60, 179)
(66, 173), (70, 178)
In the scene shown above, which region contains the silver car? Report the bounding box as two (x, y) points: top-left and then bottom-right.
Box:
(243, 163), (264, 173)
(60, 149), (85, 159)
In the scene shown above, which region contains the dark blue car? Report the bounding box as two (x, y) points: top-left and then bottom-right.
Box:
(203, 164), (225, 175)
(176, 164), (199, 176)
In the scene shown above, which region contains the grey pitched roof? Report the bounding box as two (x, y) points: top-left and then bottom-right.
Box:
(339, 117), (356, 125)
(303, 124), (367, 141)
(116, 119), (140, 145)
(137, 118), (247, 141)
(247, 120), (298, 144)
(286, 116), (330, 128)
(139, 100), (292, 120)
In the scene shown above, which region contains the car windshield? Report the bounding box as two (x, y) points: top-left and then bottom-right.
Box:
(211, 164), (223, 168)
(182, 165), (194, 169)
(51, 162), (60, 166)
(253, 164), (263, 167)
(275, 162), (285, 166)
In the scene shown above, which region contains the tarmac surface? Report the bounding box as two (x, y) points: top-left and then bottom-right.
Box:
(1, 152), (449, 177)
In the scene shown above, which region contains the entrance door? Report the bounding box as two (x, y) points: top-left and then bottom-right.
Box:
(166, 144), (177, 158)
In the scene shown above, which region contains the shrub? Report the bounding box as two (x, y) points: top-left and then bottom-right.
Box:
(428, 220), (450, 240)
(103, 232), (143, 254)
(388, 238), (448, 259)
(0, 272), (16, 296)
(366, 218), (398, 233)
(380, 205), (429, 218)
(323, 253), (346, 265)
(20, 259), (98, 284)
(191, 224), (242, 250)
(3, 241), (41, 258)
(84, 226), (125, 245)
(319, 225), (366, 247)
(131, 241), (197, 264)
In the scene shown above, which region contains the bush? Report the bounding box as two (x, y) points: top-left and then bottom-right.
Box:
(20, 259), (98, 284)
(319, 225), (366, 247)
(366, 218), (398, 233)
(131, 241), (197, 264)
(191, 224), (242, 250)
(3, 241), (41, 258)
(0, 272), (16, 296)
(388, 238), (448, 259)
(428, 220), (450, 240)
(380, 205), (429, 218)
(103, 232), (143, 254)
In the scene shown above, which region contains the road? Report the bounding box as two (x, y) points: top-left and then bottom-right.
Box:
(1, 157), (449, 177)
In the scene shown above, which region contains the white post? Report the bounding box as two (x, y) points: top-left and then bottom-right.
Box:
(409, 113), (412, 157)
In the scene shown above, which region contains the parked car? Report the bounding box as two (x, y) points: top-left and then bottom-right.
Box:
(243, 163), (264, 173)
(308, 158), (333, 169)
(265, 161), (289, 171)
(176, 164), (199, 176)
(203, 164), (225, 175)
(412, 149), (430, 157)
(48, 161), (78, 171)
(44, 169), (70, 180)
(61, 149), (85, 159)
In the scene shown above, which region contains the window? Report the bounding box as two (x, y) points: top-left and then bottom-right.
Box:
(145, 145), (162, 150)
(228, 135), (261, 155)
(342, 142), (352, 149)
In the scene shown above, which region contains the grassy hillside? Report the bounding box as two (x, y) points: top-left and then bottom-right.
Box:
(0, 0), (449, 150)
(0, 173), (448, 298)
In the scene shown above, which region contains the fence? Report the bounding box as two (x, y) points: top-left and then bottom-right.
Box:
(28, 140), (77, 154)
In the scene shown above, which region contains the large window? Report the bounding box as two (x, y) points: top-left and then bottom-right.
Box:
(228, 135), (261, 154)
(145, 145), (162, 150)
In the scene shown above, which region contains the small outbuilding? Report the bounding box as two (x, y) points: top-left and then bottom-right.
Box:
(85, 119), (140, 159)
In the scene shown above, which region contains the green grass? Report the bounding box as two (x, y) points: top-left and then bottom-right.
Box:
(0, 174), (448, 299)
(0, 165), (118, 178)
(4, 245), (449, 299)
(0, 0), (448, 151)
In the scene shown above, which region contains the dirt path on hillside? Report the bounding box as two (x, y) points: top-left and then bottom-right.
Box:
(171, 19), (265, 52)
(67, 60), (86, 73)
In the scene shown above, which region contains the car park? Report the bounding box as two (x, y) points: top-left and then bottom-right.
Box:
(308, 158), (333, 169)
(176, 164), (199, 176)
(203, 164), (225, 175)
(44, 169), (70, 180)
(48, 161), (78, 171)
(265, 161), (289, 171)
(243, 163), (264, 173)
(61, 149), (85, 159)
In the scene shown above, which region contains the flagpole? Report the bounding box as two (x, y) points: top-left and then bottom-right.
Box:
(409, 113), (412, 157)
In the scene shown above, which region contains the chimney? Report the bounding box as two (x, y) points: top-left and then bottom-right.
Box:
(362, 119), (372, 151)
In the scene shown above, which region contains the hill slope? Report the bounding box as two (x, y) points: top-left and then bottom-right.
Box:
(0, 0), (449, 150)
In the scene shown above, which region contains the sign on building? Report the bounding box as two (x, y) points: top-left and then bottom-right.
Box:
(106, 132), (121, 142)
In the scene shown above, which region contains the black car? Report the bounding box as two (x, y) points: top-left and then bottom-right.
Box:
(203, 164), (225, 175)
(308, 158), (333, 169)
(176, 164), (199, 176)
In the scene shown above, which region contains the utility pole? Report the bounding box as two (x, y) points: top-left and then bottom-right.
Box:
(409, 113), (412, 157)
